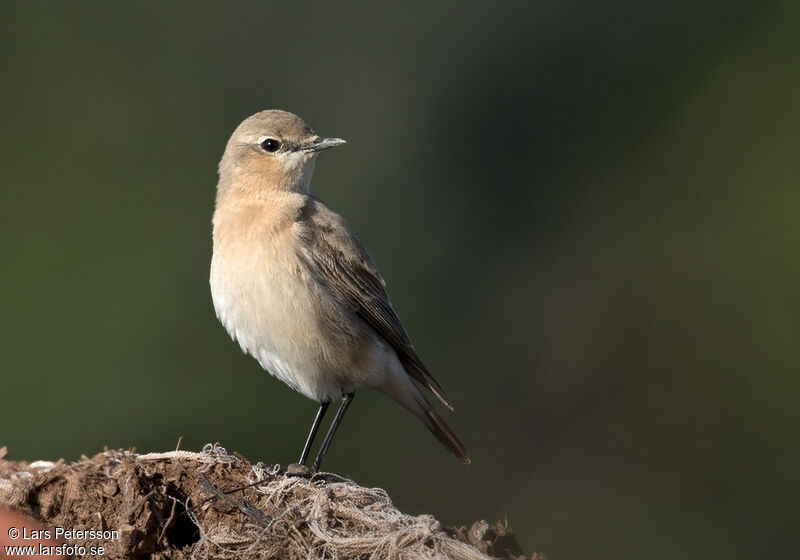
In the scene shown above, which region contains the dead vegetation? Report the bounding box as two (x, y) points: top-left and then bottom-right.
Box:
(0, 445), (541, 559)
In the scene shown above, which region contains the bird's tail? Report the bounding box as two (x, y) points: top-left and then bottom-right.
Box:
(378, 373), (470, 464)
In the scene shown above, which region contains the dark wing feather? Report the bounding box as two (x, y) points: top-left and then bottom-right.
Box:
(298, 198), (454, 410)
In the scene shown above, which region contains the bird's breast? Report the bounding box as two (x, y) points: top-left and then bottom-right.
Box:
(210, 215), (377, 401)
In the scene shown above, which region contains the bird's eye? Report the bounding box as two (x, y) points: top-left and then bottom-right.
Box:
(260, 138), (281, 152)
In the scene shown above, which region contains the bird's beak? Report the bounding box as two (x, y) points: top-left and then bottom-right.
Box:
(302, 137), (347, 152)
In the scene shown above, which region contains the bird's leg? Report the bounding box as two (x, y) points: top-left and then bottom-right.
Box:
(310, 392), (355, 473)
(299, 400), (330, 465)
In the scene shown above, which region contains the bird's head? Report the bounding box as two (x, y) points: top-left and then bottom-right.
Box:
(218, 109), (345, 195)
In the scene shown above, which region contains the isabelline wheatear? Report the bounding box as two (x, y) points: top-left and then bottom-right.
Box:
(210, 110), (469, 472)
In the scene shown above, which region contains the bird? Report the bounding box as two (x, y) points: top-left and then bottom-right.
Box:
(210, 109), (469, 472)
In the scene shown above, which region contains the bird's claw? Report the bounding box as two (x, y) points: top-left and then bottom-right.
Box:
(285, 463), (312, 478)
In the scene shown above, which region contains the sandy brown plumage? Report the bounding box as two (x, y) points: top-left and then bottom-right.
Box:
(210, 110), (469, 469)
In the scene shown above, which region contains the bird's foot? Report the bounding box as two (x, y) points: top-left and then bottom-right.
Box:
(285, 463), (312, 478)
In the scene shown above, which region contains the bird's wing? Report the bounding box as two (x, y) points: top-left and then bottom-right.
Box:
(297, 197), (454, 410)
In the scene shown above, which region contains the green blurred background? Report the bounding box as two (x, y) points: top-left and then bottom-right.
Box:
(1, 2), (798, 558)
